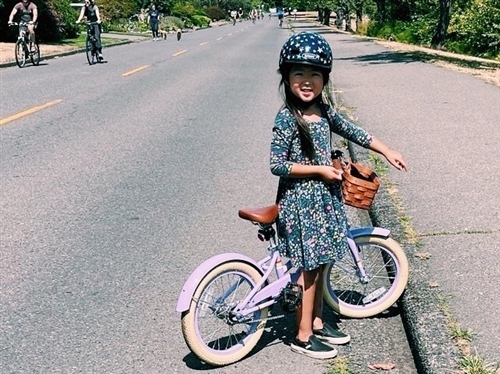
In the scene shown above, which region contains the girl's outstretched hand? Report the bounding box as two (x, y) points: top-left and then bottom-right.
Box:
(369, 137), (408, 171)
(384, 149), (408, 171)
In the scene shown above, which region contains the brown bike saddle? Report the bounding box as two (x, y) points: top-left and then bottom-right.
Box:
(238, 204), (278, 225)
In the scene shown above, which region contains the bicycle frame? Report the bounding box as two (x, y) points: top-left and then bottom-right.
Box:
(86, 22), (98, 38)
(18, 24), (28, 41)
(176, 221), (393, 318)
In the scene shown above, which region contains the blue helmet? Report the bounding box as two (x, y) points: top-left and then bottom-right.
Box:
(279, 31), (333, 71)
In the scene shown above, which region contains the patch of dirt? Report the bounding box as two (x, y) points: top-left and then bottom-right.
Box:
(0, 42), (77, 64)
(374, 39), (500, 87)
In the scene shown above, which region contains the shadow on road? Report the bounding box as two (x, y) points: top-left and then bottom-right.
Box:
(180, 303), (403, 369)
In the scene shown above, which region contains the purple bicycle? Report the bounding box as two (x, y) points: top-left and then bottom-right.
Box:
(176, 204), (409, 366)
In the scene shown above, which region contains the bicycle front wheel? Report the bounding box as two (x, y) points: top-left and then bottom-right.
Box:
(323, 236), (409, 318)
(15, 40), (26, 68)
(85, 36), (94, 65)
(30, 42), (40, 66)
(181, 261), (268, 366)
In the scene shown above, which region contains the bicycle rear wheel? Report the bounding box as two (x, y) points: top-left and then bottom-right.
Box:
(15, 40), (26, 68)
(181, 261), (268, 366)
(322, 236), (409, 318)
(30, 42), (40, 66)
(85, 36), (95, 65)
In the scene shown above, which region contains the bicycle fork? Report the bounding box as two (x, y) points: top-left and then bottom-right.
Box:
(346, 235), (370, 283)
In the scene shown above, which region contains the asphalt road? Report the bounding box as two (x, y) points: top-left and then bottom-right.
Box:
(4, 14), (497, 374)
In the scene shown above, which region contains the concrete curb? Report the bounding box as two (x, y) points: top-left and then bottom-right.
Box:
(348, 143), (461, 373)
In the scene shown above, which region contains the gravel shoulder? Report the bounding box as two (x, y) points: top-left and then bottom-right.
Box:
(373, 39), (500, 87)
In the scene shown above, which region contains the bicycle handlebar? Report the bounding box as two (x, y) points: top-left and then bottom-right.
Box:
(8, 21), (33, 26)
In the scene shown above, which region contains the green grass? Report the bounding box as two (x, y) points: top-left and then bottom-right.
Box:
(325, 357), (358, 374)
(46, 34), (128, 49)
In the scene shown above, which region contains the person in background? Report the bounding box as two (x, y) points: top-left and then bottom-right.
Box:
(8, 0), (38, 50)
(147, 4), (160, 41)
(76, 0), (103, 60)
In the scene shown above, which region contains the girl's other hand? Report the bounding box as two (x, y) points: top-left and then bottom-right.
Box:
(320, 165), (343, 183)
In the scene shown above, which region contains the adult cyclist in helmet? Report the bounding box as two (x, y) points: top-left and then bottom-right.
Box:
(270, 31), (407, 359)
(76, 0), (104, 60)
(8, 0), (38, 50)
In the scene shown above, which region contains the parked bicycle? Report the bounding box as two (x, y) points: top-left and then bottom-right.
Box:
(9, 21), (40, 68)
(85, 21), (103, 65)
(176, 203), (409, 366)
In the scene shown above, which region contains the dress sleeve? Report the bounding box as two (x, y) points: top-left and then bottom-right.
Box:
(270, 110), (295, 177)
(327, 106), (372, 148)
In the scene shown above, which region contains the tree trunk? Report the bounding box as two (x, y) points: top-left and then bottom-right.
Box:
(317, 6), (323, 24)
(431, 0), (452, 48)
(356, 8), (363, 31)
(373, 0), (386, 22)
(323, 8), (331, 26)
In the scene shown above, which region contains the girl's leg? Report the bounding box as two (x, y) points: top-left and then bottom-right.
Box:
(312, 264), (325, 329)
(295, 267), (320, 342)
(311, 264), (351, 345)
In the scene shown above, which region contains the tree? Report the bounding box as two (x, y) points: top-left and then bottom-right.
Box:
(431, 0), (452, 47)
(98, 0), (136, 21)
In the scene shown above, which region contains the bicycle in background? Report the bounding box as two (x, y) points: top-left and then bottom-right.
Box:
(85, 21), (102, 65)
(9, 21), (40, 68)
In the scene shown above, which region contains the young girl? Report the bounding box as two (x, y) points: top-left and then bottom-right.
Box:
(270, 31), (408, 359)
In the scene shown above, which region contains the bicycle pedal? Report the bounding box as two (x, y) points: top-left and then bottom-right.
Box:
(280, 282), (302, 313)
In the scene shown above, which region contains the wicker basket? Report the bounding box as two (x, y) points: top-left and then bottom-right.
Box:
(341, 162), (380, 210)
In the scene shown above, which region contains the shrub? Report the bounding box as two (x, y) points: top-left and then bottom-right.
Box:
(448, 0), (500, 58)
(38, 0), (79, 41)
(205, 6), (225, 21)
(189, 14), (211, 27)
(160, 15), (183, 31)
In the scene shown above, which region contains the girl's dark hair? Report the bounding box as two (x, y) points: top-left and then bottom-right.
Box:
(278, 64), (335, 160)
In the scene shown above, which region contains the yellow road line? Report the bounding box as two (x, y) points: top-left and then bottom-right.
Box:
(173, 50), (187, 56)
(199, 42), (208, 46)
(0, 99), (63, 126)
(121, 65), (149, 77)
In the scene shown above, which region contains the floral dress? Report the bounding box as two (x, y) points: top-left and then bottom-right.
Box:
(270, 104), (372, 271)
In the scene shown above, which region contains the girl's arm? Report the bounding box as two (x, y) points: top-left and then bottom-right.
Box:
(290, 163), (342, 182)
(270, 111), (342, 183)
(369, 137), (408, 171)
(326, 106), (408, 171)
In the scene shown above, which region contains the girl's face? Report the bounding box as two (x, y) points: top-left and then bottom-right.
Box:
(288, 65), (324, 103)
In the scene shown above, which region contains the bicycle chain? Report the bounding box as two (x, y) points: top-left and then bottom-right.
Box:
(246, 313), (285, 324)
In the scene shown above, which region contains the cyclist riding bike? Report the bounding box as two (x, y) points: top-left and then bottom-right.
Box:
(8, 0), (38, 50)
(76, 0), (103, 60)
